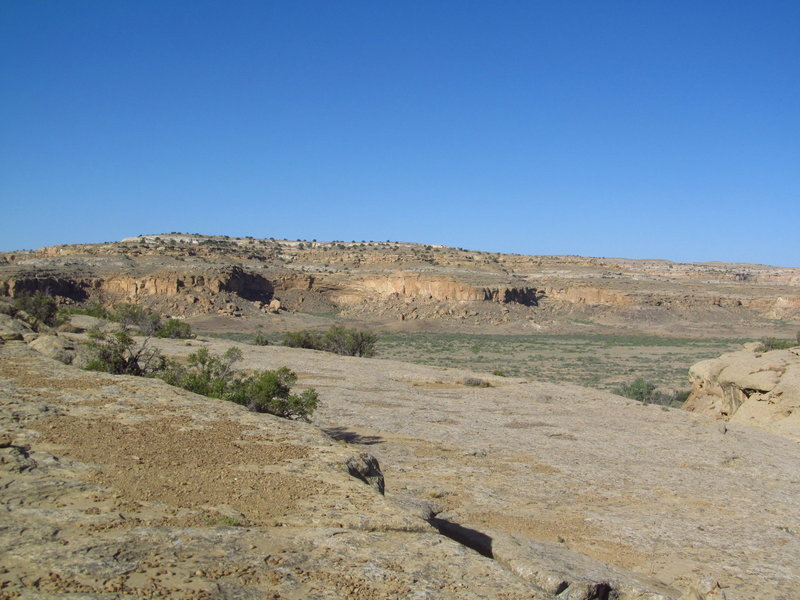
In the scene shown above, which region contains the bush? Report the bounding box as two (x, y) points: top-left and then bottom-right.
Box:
(113, 303), (162, 335)
(159, 347), (318, 421)
(613, 378), (688, 407)
(755, 337), (798, 352)
(460, 377), (491, 388)
(59, 301), (112, 320)
(283, 325), (377, 357)
(13, 291), (61, 327)
(157, 318), (193, 339)
(84, 329), (165, 376)
(253, 333), (270, 346)
(615, 378), (656, 402)
(283, 329), (324, 349)
(324, 325), (377, 357)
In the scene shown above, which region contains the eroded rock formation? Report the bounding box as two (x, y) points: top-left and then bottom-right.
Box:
(1, 233), (798, 333)
(685, 344), (800, 440)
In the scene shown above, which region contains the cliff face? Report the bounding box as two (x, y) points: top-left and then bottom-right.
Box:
(332, 273), (543, 306)
(3, 266), (274, 305)
(1, 233), (798, 333)
(685, 345), (800, 440)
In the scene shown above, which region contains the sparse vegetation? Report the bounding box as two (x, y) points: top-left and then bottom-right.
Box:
(460, 377), (491, 388)
(613, 378), (689, 407)
(83, 334), (318, 420)
(375, 332), (747, 394)
(12, 291), (62, 328)
(60, 301), (112, 320)
(62, 300), (193, 339)
(160, 347), (318, 420)
(253, 333), (270, 346)
(84, 329), (165, 376)
(157, 318), (193, 339)
(283, 325), (377, 357)
(755, 336), (799, 352)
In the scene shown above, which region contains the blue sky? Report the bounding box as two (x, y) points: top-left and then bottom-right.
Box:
(2, 1), (798, 266)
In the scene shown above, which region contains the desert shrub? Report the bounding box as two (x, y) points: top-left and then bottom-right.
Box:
(113, 303), (162, 335)
(253, 333), (270, 346)
(615, 378), (656, 402)
(13, 291), (61, 327)
(231, 367), (319, 419)
(283, 325), (377, 357)
(60, 301), (112, 320)
(460, 377), (491, 388)
(492, 370), (507, 377)
(160, 347), (242, 397)
(755, 337), (798, 352)
(157, 318), (193, 339)
(614, 378), (688, 407)
(160, 347), (318, 421)
(323, 325), (377, 357)
(283, 329), (325, 349)
(84, 329), (165, 376)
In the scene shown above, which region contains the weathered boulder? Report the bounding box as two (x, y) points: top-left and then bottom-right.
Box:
(28, 334), (86, 366)
(0, 313), (32, 340)
(685, 345), (800, 440)
(346, 452), (385, 495)
(64, 314), (123, 333)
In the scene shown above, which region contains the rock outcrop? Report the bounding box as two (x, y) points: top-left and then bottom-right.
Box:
(1, 234), (798, 334)
(0, 342), (555, 599)
(685, 344), (800, 440)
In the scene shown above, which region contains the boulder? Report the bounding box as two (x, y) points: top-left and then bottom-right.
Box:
(0, 313), (32, 341)
(28, 334), (84, 365)
(685, 345), (800, 440)
(65, 314), (122, 333)
(345, 452), (385, 495)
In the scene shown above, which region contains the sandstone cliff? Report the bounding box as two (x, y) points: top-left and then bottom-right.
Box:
(685, 343), (800, 441)
(1, 233), (798, 335)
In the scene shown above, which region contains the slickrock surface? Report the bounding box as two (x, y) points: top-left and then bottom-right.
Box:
(1, 342), (558, 599)
(148, 337), (800, 600)
(686, 344), (800, 441)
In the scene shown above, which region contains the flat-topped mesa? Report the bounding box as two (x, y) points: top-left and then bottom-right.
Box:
(1, 235), (798, 332)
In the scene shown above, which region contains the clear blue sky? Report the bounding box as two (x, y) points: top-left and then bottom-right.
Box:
(2, 1), (798, 266)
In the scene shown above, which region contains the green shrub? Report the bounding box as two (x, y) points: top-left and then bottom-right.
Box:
(13, 291), (61, 327)
(157, 318), (193, 339)
(614, 378), (656, 402)
(113, 303), (162, 335)
(283, 325), (377, 357)
(59, 301), (112, 320)
(614, 378), (688, 407)
(159, 347), (318, 421)
(755, 337), (798, 352)
(492, 370), (507, 377)
(84, 329), (165, 376)
(160, 347), (235, 396)
(253, 333), (270, 346)
(233, 367), (319, 419)
(323, 325), (377, 357)
(283, 329), (326, 349)
(461, 377), (491, 388)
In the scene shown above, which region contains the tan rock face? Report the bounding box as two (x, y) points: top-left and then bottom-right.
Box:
(1, 234), (798, 334)
(686, 346), (800, 440)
